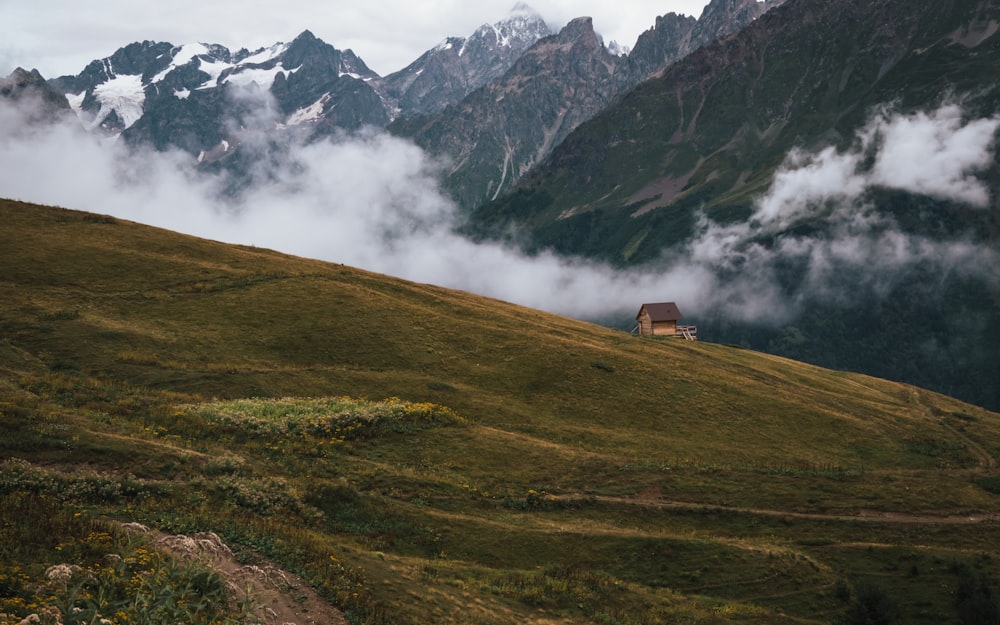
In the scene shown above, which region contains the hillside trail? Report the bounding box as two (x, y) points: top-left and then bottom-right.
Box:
(834, 376), (996, 471)
(556, 492), (1000, 525)
(917, 395), (997, 471)
(123, 523), (348, 625)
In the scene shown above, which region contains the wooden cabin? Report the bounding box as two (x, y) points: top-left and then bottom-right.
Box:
(635, 302), (697, 340)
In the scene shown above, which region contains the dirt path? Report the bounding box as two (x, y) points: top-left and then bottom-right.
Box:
(558, 494), (1000, 525)
(123, 524), (347, 625)
(837, 377), (997, 471)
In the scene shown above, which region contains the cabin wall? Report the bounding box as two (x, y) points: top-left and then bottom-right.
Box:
(639, 309), (679, 336)
(638, 311), (653, 335)
(652, 320), (678, 336)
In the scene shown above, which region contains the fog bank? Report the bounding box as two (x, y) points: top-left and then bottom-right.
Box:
(1, 97), (996, 326)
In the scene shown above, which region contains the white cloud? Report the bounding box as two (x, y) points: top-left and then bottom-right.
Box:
(684, 102), (1000, 317)
(752, 146), (867, 230)
(867, 104), (1000, 207)
(0, 93), (709, 321)
(0, 98), (996, 329)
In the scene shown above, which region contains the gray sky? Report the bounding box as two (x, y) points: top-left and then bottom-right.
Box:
(1, 1), (711, 79)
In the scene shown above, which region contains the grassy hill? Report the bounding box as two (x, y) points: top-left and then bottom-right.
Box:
(2, 198), (1000, 624)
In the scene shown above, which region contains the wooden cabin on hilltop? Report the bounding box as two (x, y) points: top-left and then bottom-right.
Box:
(635, 302), (697, 340)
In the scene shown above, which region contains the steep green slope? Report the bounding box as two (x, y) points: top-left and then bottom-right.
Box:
(469, 0), (1000, 411)
(479, 0), (1000, 230)
(2, 198), (1000, 624)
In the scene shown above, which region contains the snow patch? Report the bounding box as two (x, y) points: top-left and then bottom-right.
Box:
(152, 43), (213, 83)
(490, 24), (512, 47)
(241, 42), (288, 65)
(174, 88), (191, 100)
(223, 63), (288, 89)
(285, 94), (331, 126)
(65, 92), (86, 114)
(93, 74), (146, 129)
(196, 59), (233, 89)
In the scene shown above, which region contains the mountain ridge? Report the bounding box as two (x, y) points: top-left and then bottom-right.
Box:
(390, 0), (782, 208)
(42, 4), (560, 150)
(28, 0), (779, 200)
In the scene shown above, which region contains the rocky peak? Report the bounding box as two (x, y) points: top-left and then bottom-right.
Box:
(510, 2), (536, 15)
(282, 30), (376, 78)
(50, 40), (175, 95)
(556, 16), (601, 45)
(383, 4), (553, 118)
(627, 0), (783, 83)
(2, 67), (47, 91)
(391, 11), (626, 208)
(2, 67), (66, 104)
(629, 13), (698, 77)
(486, 3), (551, 42)
(1, 68), (72, 124)
(692, 0), (782, 49)
(292, 29), (318, 45)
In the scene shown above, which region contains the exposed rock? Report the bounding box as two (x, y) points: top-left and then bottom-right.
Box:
(0, 67), (72, 124)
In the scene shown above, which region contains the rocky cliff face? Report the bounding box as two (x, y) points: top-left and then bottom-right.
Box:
(628, 0), (784, 82)
(393, 0), (783, 210)
(383, 3), (553, 117)
(627, 13), (699, 79)
(691, 0), (785, 50)
(390, 17), (626, 209)
(269, 30), (388, 132)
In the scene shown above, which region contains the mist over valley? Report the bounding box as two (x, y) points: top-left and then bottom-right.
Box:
(3, 2), (1000, 623)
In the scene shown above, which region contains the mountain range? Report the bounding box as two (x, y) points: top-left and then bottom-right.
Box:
(28, 0), (776, 196)
(2, 0), (999, 411)
(390, 0), (782, 207)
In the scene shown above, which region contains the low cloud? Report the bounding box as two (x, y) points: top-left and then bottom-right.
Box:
(867, 104), (999, 206)
(0, 96), (997, 328)
(683, 102), (1000, 321)
(0, 91), (709, 321)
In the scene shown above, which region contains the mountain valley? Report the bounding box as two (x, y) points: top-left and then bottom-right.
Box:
(3, 2), (1000, 621)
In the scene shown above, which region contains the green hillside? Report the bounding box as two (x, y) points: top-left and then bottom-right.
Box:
(2, 198), (1000, 624)
(477, 0), (1000, 235)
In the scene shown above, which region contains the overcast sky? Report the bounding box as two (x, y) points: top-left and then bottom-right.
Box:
(1, 1), (712, 79)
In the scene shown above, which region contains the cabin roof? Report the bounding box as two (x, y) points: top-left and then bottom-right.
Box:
(637, 302), (682, 322)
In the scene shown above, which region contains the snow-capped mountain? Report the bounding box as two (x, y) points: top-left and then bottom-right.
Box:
(383, 2), (554, 117)
(391, 0), (786, 209)
(390, 16), (628, 209)
(36, 0), (783, 200)
(44, 5), (554, 158)
(49, 31), (386, 155)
